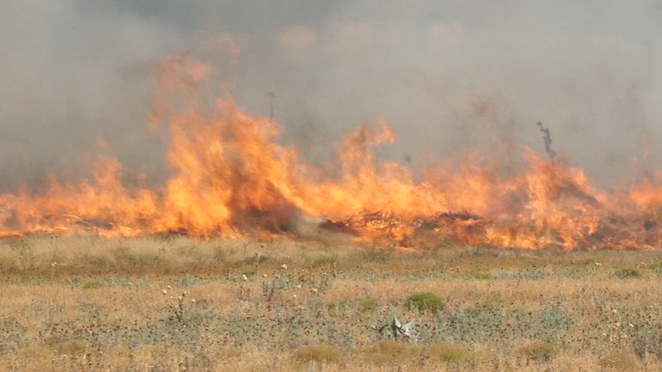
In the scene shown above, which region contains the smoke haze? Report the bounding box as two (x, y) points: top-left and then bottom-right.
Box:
(2, 0), (662, 190)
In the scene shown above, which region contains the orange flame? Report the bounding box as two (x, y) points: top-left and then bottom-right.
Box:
(1, 57), (661, 250)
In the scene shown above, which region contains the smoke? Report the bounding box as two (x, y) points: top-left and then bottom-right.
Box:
(2, 0), (662, 190)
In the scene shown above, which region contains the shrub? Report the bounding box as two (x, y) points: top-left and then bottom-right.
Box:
(405, 292), (445, 313)
(311, 256), (336, 268)
(467, 298), (502, 315)
(472, 271), (492, 280)
(516, 342), (560, 362)
(326, 299), (349, 314)
(293, 344), (342, 363)
(646, 261), (662, 272)
(360, 299), (378, 312)
(614, 269), (640, 279)
(82, 279), (107, 289)
(173, 275), (201, 287)
(599, 351), (640, 371)
(425, 342), (472, 363)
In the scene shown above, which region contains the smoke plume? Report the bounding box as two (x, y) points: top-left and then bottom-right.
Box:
(2, 0), (662, 190)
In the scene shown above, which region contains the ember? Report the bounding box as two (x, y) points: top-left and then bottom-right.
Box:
(1, 57), (660, 250)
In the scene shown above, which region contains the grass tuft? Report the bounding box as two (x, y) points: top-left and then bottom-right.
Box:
(360, 298), (378, 312)
(311, 256), (336, 268)
(516, 342), (561, 362)
(405, 292), (445, 313)
(82, 279), (107, 289)
(467, 297), (502, 315)
(472, 271), (492, 280)
(326, 299), (349, 314)
(614, 268), (640, 279)
(425, 342), (472, 363)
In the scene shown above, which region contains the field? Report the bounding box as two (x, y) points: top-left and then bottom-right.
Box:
(1, 236), (662, 371)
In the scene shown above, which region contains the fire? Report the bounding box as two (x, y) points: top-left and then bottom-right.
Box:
(1, 56), (661, 250)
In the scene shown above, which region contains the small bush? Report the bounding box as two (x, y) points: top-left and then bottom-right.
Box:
(646, 261), (662, 271)
(88, 255), (112, 267)
(311, 256), (336, 268)
(614, 269), (640, 279)
(293, 344), (342, 363)
(360, 299), (378, 312)
(327, 299), (349, 312)
(467, 298), (502, 315)
(516, 342), (560, 362)
(82, 280), (107, 289)
(405, 292), (445, 313)
(472, 271), (492, 280)
(426, 342), (472, 363)
(599, 351), (640, 371)
(173, 275), (201, 287)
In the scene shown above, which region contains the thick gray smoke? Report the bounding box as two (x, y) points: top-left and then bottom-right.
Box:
(2, 0), (662, 190)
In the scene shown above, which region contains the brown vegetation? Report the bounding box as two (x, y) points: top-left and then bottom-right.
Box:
(0, 235), (662, 371)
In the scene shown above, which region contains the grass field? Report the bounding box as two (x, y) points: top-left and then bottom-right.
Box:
(1, 235), (662, 371)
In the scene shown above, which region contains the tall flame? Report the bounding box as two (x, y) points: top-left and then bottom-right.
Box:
(1, 56), (661, 250)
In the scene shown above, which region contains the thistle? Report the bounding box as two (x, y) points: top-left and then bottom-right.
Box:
(536, 121), (557, 161)
(371, 317), (419, 342)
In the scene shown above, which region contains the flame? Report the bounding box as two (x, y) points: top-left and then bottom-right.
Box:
(1, 56), (661, 250)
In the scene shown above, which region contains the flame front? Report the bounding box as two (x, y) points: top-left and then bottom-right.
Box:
(1, 57), (661, 250)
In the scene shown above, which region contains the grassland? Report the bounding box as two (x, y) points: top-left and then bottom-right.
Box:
(1, 235), (662, 371)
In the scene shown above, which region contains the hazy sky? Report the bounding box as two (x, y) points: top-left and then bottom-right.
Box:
(2, 0), (662, 189)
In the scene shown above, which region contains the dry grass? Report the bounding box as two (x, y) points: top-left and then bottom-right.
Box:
(425, 342), (473, 363)
(0, 235), (662, 371)
(293, 344), (343, 363)
(600, 351), (641, 371)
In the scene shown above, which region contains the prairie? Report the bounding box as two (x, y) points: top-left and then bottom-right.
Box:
(1, 235), (661, 371)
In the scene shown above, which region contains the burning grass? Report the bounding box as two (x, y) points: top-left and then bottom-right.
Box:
(1, 55), (662, 369)
(1, 236), (662, 371)
(1, 57), (662, 251)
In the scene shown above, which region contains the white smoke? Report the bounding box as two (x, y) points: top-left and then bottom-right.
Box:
(2, 0), (661, 189)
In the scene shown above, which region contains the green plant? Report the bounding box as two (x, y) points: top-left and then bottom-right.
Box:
(472, 271), (492, 280)
(64, 276), (84, 289)
(405, 292), (445, 313)
(360, 298), (378, 312)
(614, 269), (640, 279)
(326, 299), (349, 312)
(292, 344), (342, 363)
(467, 298), (502, 315)
(311, 256), (336, 268)
(646, 260), (662, 271)
(82, 280), (107, 289)
(173, 275), (201, 287)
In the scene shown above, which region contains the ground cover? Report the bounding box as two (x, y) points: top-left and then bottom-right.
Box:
(1, 235), (661, 371)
